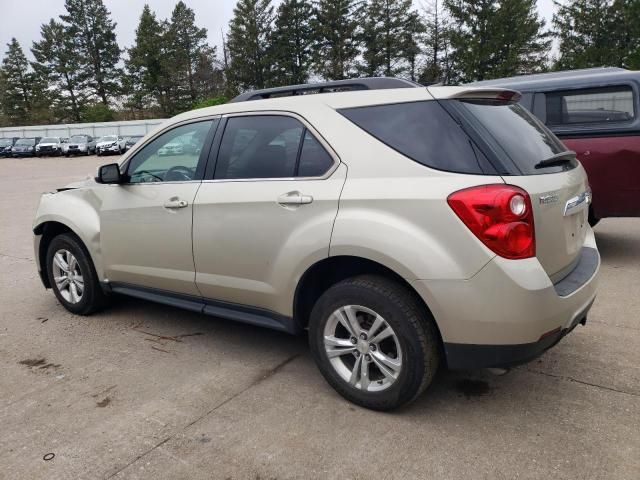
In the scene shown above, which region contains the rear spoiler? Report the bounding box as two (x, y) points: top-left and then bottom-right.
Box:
(428, 86), (522, 103)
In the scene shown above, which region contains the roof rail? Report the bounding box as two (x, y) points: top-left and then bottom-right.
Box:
(229, 77), (421, 103)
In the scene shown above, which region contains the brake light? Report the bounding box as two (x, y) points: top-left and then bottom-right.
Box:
(447, 185), (535, 259)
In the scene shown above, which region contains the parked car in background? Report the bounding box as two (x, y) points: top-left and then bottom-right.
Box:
(124, 135), (143, 151)
(33, 78), (599, 410)
(96, 135), (126, 156)
(64, 134), (96, 156)
(11, 137), (41, 157)
(36, 137), (64, 157)
(0, 137), (18, 157)
(472, 67), (640, 225)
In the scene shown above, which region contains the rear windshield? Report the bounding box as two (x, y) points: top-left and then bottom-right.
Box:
(339, 101), (494, 174)
(339, 99), (575, 175)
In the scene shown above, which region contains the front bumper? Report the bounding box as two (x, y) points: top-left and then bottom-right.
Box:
(97, 145), (120, 153)
(12, 151), (35, 157)
(412, 230), (600, 370)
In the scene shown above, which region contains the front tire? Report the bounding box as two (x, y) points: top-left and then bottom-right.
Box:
(309, 275), (440, 411)
(46, 233), (108, 315)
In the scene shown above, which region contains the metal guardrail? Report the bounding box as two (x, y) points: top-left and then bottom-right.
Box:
(0, 119), (167, 139)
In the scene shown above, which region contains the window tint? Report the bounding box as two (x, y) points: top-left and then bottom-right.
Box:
(297, 131), (334, 177)
(339, 101), (489, 174)
(215, 116), (303, 179)
(127, 120), (215, 183)
(456, 100), (570, 175)
(545, 86), (635, 125)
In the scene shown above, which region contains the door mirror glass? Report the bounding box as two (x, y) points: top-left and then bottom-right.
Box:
(97, 163), (122, 184)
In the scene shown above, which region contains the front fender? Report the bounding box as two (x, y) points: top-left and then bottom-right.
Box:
(33, 189), (104, 279)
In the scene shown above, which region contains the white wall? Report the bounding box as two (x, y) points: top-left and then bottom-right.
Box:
(0, 119), (166, 139)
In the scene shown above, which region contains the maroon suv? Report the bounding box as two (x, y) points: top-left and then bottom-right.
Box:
(472, 67), (640, 225)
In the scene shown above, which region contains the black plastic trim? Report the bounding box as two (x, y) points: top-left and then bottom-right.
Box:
(108, 282), (300, 334)
(553, 247), (599, 297)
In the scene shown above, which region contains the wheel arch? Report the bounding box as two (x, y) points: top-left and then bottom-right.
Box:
(293, 255), (444, 347)
(34, 219), (99, 289)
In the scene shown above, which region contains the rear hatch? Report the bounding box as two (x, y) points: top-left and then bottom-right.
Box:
(436, 89), (590, 279)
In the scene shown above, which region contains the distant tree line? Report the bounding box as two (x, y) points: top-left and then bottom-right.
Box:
(0, 0), (639, 128)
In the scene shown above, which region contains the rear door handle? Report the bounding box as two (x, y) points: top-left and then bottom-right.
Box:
(164, 198), (188, 209)
(277, 191), (313, 206)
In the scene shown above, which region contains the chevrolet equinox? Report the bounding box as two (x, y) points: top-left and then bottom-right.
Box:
(33, 78), (600, 410)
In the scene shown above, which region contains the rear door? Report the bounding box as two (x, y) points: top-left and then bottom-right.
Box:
(192, 113), (346, 315)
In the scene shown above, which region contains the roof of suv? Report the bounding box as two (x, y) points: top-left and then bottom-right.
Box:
(172, 84), (519, 123)
(469, 67), (638, 91)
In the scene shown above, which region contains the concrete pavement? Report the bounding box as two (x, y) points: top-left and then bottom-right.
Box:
(0, 156), (638, 479)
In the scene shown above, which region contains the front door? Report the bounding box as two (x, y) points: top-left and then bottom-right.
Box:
(192, 114), (346, 315)
(99, 118), (218, 295)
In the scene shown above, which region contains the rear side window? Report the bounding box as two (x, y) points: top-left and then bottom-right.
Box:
(214, 115), (334, 180)
(545, 86), (635, 125)
(339, 101), (491, 174)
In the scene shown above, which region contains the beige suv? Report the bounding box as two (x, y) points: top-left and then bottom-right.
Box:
(33, 79), (600, 410)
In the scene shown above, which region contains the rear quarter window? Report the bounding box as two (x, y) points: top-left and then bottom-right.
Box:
(338, 101), (493, 175)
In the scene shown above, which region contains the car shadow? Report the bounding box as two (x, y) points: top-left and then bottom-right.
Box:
(594, 229), (640, 263)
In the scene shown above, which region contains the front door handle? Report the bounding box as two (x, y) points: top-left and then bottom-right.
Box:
(277, 191), (314, 206)
(164, 198), (188, 209)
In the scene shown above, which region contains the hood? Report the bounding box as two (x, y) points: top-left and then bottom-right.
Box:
(97, 141), (116, 147)
(38, 143), (59, 147)
(57, 176), (98, 191)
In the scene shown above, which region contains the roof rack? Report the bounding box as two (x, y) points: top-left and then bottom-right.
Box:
(229, 77), (421, 103)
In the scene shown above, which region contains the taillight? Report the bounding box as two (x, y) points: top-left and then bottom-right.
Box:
(447, 184), (535, 259)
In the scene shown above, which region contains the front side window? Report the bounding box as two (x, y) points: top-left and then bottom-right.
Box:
(214, 115), (334, 180)
(126, 120), (215, 183)
(546, 86), (635, 125)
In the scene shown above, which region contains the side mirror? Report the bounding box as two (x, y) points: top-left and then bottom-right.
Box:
(96, 163), (123, 184)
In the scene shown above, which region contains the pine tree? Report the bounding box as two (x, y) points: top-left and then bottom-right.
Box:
(31, 19), (84, 122)
(359, 0), (423, 78)
(61, 0), (121, 105)
(598, 0), (640, 69)
(1, 39), (33, 125)
(445, 0), (550, 82)
(125, 5), (167, 114)
(166, 1), (212, 106)
(271, 0), (314, 86)
(227, 0), (275, 91)
(312, 0), (361, 80)
(420, 0), (453, 84)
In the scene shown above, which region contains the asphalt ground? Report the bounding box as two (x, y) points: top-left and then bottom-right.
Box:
(0, 155), (638, 479)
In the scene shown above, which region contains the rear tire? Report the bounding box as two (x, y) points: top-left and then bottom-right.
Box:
(309, 275), (440, 411)
(46, 233), (109, 315)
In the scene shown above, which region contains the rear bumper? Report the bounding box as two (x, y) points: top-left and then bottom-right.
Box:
(443, 299), (593, 369)
(412, 229), (600, 369)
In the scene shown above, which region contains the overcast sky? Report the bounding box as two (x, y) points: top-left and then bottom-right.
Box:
(0, 0), (557, 59)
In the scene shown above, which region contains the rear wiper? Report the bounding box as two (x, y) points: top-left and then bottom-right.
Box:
(534, 151), (576, 169)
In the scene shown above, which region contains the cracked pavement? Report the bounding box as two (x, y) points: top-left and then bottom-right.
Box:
(0, 156), (638, 479)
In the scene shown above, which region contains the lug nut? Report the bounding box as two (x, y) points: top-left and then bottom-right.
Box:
(365, 354), (371, 361)
(350, 337), (357, 344)
(369, 344), (376, 351)
(359, 333), (367, 340)
(354, 351), (360, 358)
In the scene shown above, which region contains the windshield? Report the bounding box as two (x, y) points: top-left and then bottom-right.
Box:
(452, 100), (575, 175)
(16, 138), (35, 146)
(0, 139), (11, 146)
(98, 135), (117, 142)
(70, 135), (87, 143)
(41, 137), (58, 143)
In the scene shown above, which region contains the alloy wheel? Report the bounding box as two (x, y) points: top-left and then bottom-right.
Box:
(323, 305), (403, 392)
(51, 249), (84, 304)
